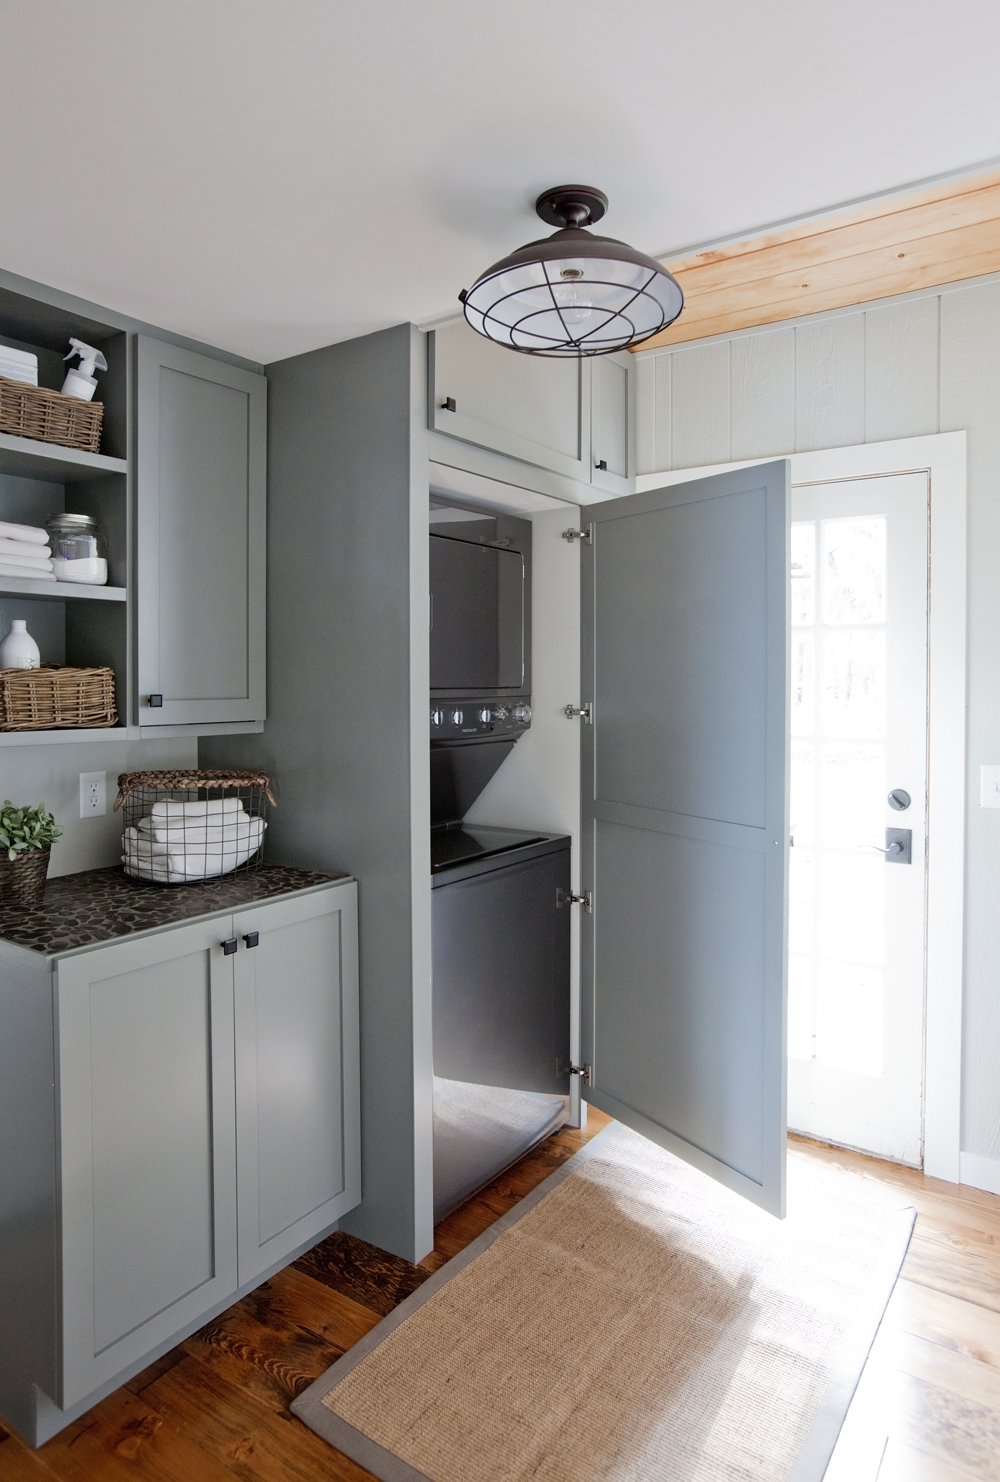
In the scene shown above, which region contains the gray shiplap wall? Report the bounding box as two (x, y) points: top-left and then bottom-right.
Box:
(636, 277), (1000, 1163)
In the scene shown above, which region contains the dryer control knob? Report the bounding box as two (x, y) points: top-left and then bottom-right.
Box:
(430, 708), (443, 726)
(494, 705), (509, 720)
(451, 709), (464, 725)
(513, 703), (532, 724)
(479, 707), (492, 723)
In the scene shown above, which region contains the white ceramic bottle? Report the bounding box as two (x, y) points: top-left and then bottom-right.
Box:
(0, 620), (41, 669)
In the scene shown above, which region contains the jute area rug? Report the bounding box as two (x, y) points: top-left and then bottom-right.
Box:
(293, 1122), (915, 1482)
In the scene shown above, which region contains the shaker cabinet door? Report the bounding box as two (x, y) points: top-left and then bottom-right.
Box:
(581, 462), (790, 1218)
(137, 336), (266, 726)
(429, 320), (589, 482)
(233, 882), (361, 1284)
(55, 919), (239, 1407)
(590, 351), (635, 496)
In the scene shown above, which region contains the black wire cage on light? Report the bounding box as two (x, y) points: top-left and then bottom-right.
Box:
(460, 185), (684, 357)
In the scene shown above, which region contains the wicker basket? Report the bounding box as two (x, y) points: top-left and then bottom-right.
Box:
(0, 664), (117, 731)
(0, 845), (50, 909)
(0, 375), (104, 454)
(115, 771), (274, 886)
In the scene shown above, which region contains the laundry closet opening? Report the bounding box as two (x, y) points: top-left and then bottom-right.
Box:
(426, 491), (583, 1222)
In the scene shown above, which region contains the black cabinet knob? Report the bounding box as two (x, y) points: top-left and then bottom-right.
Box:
(595, 458), (608, 471)
(222, 938), (238, 955)
(441, 396), (457, 412)
(243, 931), (260, 949)
(148, 694), (163, 708)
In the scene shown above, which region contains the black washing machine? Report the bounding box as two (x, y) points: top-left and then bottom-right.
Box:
(429, 715), (572, 1222)
(431, 822), (571, 1221)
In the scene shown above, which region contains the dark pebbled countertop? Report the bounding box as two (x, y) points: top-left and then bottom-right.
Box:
(0, 865), (347, 957)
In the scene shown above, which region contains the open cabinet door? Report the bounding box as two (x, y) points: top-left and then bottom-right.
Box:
(581, 461), (790, 1216)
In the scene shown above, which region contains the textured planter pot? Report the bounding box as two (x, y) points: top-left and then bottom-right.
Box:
(0, 845), (51, 909)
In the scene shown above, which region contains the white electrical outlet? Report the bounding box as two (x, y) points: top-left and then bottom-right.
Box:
(981, 765), (1000, 808)
(79, 770), (107, 818)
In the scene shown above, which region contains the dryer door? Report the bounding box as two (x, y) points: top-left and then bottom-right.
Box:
(581, 460), (790, 1216)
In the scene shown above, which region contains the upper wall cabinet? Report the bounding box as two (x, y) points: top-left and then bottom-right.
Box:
(428, 321), (635, 496)
(429, 320), (589, 482)
(590, 350), (635, 497)
(137, 337), (266, 727)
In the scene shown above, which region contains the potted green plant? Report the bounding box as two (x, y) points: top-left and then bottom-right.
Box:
(0, 800), (63, 909)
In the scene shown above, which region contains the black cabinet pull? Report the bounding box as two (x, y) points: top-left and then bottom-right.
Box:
(595, 458), (608, 471)
(222, 938), (238, 955)
(441, 396), (456, 412)
(243, 931), (260, 949)
(148, 694), (163, 708)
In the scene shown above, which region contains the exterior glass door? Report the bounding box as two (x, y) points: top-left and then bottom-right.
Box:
(788, 472), (929, 1164)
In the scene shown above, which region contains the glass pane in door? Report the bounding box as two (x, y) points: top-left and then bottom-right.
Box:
(789, 517), (888, 1079)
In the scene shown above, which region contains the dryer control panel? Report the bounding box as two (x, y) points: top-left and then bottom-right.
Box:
(429, 699), (531, 739)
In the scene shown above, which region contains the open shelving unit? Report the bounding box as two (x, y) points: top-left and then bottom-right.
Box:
(0, 432), (127, 484)
(0, 285), (130, 744)
(0, 577), (126, 603)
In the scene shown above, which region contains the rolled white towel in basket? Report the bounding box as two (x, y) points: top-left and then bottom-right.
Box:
(123, 814), (266, 883)
(138, 807), (261, 846)
(150, 797), (245, 821)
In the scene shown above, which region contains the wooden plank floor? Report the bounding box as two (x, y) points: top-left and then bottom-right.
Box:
(1, 1113), (998, 1481)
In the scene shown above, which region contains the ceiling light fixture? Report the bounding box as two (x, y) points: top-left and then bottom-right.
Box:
(459, 185), (683, 358)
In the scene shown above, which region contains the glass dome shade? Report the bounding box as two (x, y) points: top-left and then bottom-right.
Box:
(461, 226), (683, 357)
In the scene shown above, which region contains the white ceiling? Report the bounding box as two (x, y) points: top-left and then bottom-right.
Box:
(2, 0), (999, 364)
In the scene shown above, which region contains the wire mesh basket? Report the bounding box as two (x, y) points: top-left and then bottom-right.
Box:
(114, 770), (275, 885)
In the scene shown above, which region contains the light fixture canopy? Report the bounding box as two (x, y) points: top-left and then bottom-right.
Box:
(460, 185), (683, 357)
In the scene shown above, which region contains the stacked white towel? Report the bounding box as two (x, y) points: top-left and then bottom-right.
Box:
(123, 797), (266, 882)
(0, 521), (55, 582)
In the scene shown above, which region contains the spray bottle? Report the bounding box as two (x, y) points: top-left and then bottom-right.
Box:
(61, 339), (108, 401)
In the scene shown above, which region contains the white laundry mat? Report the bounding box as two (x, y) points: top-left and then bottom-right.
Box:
(293, 1121), (915, 1482)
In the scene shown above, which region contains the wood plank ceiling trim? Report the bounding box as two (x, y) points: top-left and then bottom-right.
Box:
(638, 169), (1000, 351)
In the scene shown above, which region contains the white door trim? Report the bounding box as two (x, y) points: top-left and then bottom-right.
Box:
(639, 432), (967, 1183)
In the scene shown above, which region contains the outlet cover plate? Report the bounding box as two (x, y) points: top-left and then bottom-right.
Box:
(981, 765), (1000, 808)
(79, 771), (107, 818)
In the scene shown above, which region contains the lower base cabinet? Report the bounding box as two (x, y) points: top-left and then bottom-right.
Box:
(0, 876), (359, 1444)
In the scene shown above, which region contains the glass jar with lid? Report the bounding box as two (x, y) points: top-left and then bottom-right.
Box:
(45, 513), (108, 585)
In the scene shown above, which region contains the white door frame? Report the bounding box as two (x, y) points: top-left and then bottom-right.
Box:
(639, 432), (967, 1183)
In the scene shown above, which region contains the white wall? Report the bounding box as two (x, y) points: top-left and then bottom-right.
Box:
(2, 738), (198, 876)
(635, 276), (1000, 1164)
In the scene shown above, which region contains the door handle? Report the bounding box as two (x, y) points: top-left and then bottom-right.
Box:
(869, 827), (912, 864)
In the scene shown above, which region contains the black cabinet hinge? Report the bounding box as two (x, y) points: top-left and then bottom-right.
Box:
(556, 888), (592, 912)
